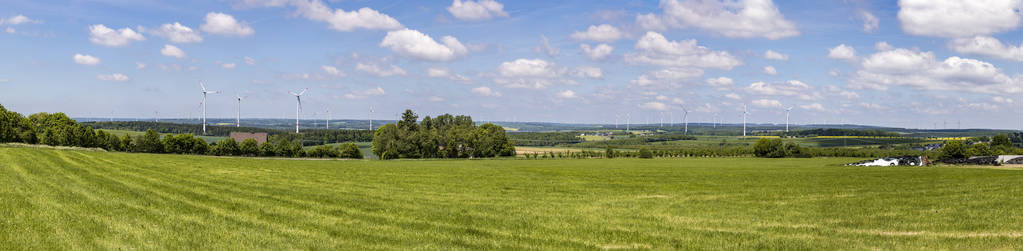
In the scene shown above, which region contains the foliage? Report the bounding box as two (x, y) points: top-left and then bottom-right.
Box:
(371, 110), (514, 159)
(638, 147), (653, 159)
(338, 142), (363, 159)
(940, 140), (968, 160)
(83, 121), (374, 145)
(210, 138), (240, 156)
(136, 129), (165, 153)
(306, 144), (339, 158)
(754, 138), (785, 158)
(781, 128), (899, 137)
(239, 139), (260, 156)
(507, 132), (582, 146)
(967, 143), (994, 157)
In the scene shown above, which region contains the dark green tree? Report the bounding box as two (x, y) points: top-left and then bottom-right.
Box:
(239, 139), (260, 156)
(338, 142), (363, 159)
(941, 140), (968, 160)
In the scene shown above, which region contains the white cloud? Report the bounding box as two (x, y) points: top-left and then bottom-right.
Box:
(752, 99), (783, 108)
(89, 24), (145, 47)
(97, 73), (130, 82)
(725, 93), (742, 100)
(497, 58), (560, 78)
(73, 54), (100, 65)
(221, 63), (237, 69)
(875, 41), (893, 51)
(146, 22), (203, 43)
(355, 62), (406, 77)
(344, 87), (386, 99)
(763, 66), (777, 75)
(201, 12), (255, 36)
(897, 0), (1023, 38)
(447, 0), (509, 21)
(706, 77), (734, 87)
(4, 27), (12, 33)
(243, 57), (256, 65)
(630, 68), (704, 87)
(556, 90), (579, 99)
(850, 46), (1023, 94)
(764, 50), (788, 61)
(534, 35), (560, 57)
(160, 44), (187, 58)
(380, 28), (468, 61)
(293, 0), (402, 31)
(5, 15), (34, 25)
(746, 80), (820, 100)
(839, 90), (860, 99)
(321, 65), (344, 76)
(471, 86), (502, 97)
(427, 67), (451, 77)
(800, 103), (825, 111)
(993, 96), (1015, 104)
(572, 66), (603, 79)
(949, 36), (1023, 61)
(625, 31), (742, 69)
(828, 44), (856, 61)
(859, 10), (879, 33)
(580, 43), (613, 61)
(136, 62), (146, 69)
(639, 101), (667, 111)
(570, 24), (624, 42)
(636, 0), (799, 39)
(428, 96), (445, 102)
(967, 102), (999, 111)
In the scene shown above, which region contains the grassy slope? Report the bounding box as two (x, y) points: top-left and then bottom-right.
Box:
(2, 147), (1023, 249)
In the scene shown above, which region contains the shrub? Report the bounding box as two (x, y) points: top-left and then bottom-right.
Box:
(754, 138), (785, 158)
(967, 142), (993, 157)
(338, 143), (363, 159)
(605, 146), (614, 159)
(210, 138), (240, 156)
(239, 139), (260, 156)
(940, 140), (968, 160)
(306, 144), (339, 158)
(638, 147), (653, 159)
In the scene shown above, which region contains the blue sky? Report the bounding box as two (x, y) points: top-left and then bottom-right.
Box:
(2, 0), (1023, 129)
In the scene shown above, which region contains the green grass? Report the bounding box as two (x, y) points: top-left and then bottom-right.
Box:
(2, 146), (1023, 249)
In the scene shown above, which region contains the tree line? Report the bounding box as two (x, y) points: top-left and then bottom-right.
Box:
(371, 110), (515, 159)
(82, 121), (374, 145)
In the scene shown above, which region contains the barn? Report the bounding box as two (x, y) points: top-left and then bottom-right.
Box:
(230, 132), (268, 145)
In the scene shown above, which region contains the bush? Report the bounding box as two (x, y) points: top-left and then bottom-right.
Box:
(967, 142), (993, 157)
(638, 147), (653, 159)
(605, 146), (614, 159)
(210, 138), (240, 156)
(306, 144), (339, 158)
(754, 138), (785, 158)
(239, 139), (260, 156)
(940, 140), (968, 160)
(338, 143), (363, 159)
(259, 141), (275, 157)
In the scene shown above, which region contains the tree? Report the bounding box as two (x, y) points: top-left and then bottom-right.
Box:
(0, 105), (34, 143)
(338, 142), (363, 159)
(754, 138), (785, 158)
(605, 146), (615, 158)
(992, 134), (1013, 152)
(638, 147), (653, 159)
(210, 138), (240, 156)
(967, 142), (994, 157)
(137, 129), (164, 153)
(941, 140), (968, 160)
(239, 139), (260, 156)
(121, 134), (134, 152)
(306, 144), (339, 158)
(259, 141), (275, 157)
(397, 109), (419, 131)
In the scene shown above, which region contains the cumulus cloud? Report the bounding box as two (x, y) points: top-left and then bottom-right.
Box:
(292, 0), (402, 31)
(201, 12), (255, 36)
(160, 44), (186, 58)
(828, 44), (856, 61)
(244, 56), (257, 65)
(706, 77), (734, 87)
(639, 101), (668, 111)
(875, 41), (894, 51)
(800, 103), (825, 111)
(636, 0), (799, 39)
(221, 63), (237, 69)
(556, 90), (579, 99)
(356, 62), (406, 77)
(428, 96), (445, 102)
(497, 58), (560, 78)
(136, 62), (146, 69)
(764, 50), (788, 60)
(3, 15), (35, 25)
(534, 35), (560, 57)
(949, 36), (1023, 61)
(746, 80), (820, 100)
(146, 22), (203, 43)
(859, 10), (879, 33)
(993, 96), (1015, 104)
(89, 24), (145, 47)
(630, 68), (704, 88)
(752, 99), (783, 108)
(447, 0), (508, 21)
(625, 31), (742, 69)
(849, 47), (1023, 94)
(725, 93), (742, 100)
(897, 0), (1023, 38)
(572, 66), (603, 79)
(580, 43), (613, 61)
(97, 73), (130, 82)
(380, 29), (468, 61)
(427, 67), (451, 78)
(73, 54), (100, 65)
(321, 65), (344, 76)
(344, 87), (386, 99)
(763, 66), (777, 75)
(471, 86), (502, 97)
(570, 24), (624, 42)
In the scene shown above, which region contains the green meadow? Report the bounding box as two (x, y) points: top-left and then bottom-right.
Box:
(2, 146), (1022, 249)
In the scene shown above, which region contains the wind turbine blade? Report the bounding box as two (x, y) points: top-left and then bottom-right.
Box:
(289, 91), (297, 96)
(199, 81), (207, 92)
(298, 88), (308, 96)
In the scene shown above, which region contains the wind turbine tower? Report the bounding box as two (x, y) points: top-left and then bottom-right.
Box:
(325, 107), (330, 129)
(682, 106), (689, 134)
(784, 106), (794, 132)
(199, 81), (220, 135)
(742, 104), (749, 137)
(289, 88), (309, 133)
(235, 94), (246, 127)
(369, 106), (375, 131)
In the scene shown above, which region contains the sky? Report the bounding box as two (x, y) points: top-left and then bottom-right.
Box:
(1, 0), (1022, 130)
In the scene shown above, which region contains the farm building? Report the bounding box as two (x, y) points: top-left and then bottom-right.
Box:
(230, 132), (268, 145)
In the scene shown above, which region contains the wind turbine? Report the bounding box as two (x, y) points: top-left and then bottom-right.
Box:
(199, 81), (220, 135)
(614, 113), (621, 129)
(235, 94), (247, 127)
(626, 113), (631, 132)
(369, 106), (375, 131)
(784, 106), (794, 132)
(289, 88), (309, 133)
(742, 104), (749, 137)
(682, 106), (690, 134)
(325, 107), (330, 129)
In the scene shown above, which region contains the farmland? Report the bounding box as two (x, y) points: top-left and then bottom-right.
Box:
(3, 146), (1023, 249)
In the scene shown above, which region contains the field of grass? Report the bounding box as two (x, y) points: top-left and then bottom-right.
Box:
(3, 146), (1023, 249)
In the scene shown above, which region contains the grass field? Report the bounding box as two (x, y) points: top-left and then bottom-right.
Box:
(2, 146), (1023, 249)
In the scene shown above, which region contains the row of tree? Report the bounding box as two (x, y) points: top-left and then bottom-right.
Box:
(83, 121), (374, 144)
(371, 110), (516, 159)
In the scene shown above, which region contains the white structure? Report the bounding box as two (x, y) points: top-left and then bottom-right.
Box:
(199, 81), (220, 135)
(235, 94), (246, 127)
(289, 88), (308, 133)
(369, 106), (375, 131)
(784, 106), (793, 132)
(681, 106), (689, 134)
(742, 104), (749, 137)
